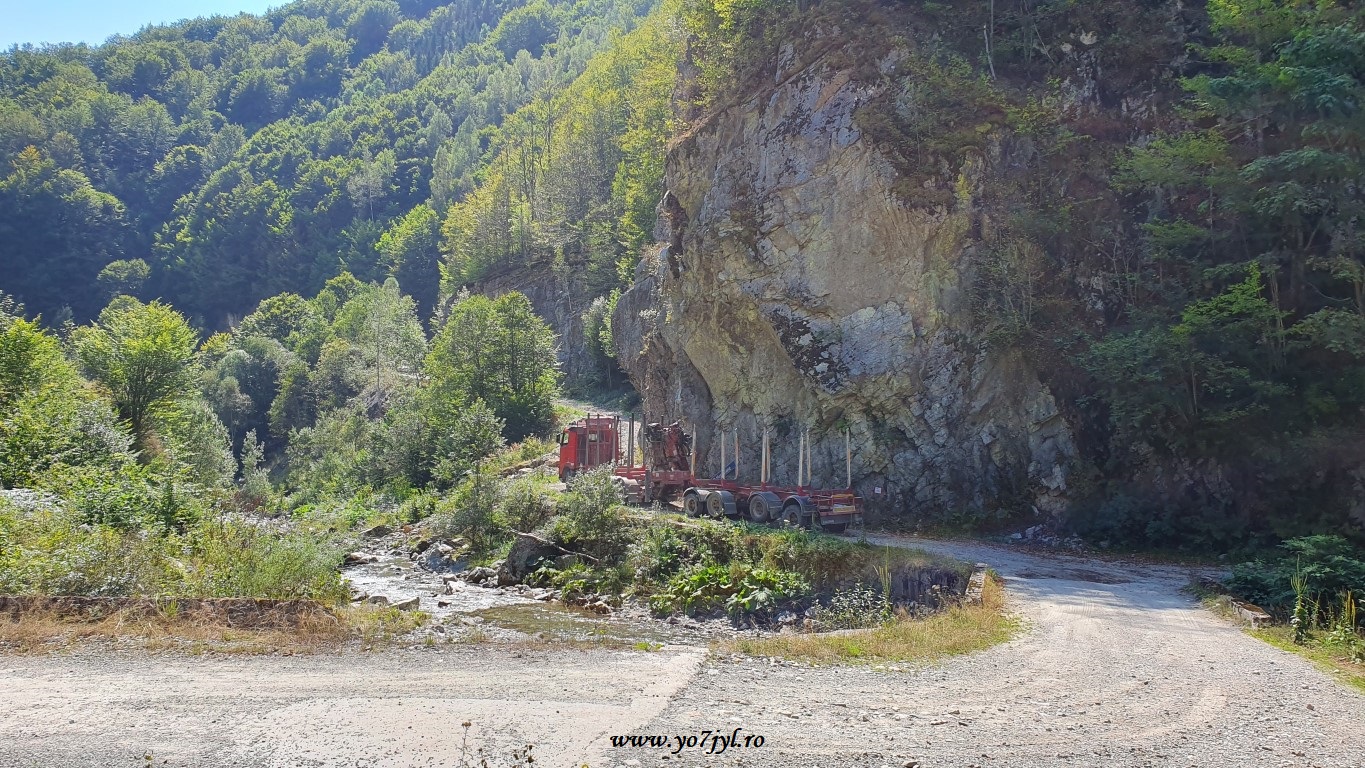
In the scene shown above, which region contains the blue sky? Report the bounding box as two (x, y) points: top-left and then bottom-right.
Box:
(1, 0), (281, 48)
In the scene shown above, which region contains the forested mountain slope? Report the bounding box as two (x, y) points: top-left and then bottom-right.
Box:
(0, 0), (655, 329)
(3, 0), (1365, 550)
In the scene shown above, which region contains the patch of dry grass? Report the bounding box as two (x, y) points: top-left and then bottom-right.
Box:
(0, 605), (348, 654)
(0, 603), (431, 654)
(724, 574), (1017, 665)
(1199, 593), (1365, 693)
(348, 604), (429, 648)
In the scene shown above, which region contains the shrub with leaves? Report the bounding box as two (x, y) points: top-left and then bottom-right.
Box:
(428, 399), (506, 488)
(648, 561), (809, 618)
(548, 467), (629, 559)
(813, 585), (894, 631)
(0, 498), (175, 596)
(436, 470), (505, 552)
(1227, 535), (1365, 626)
(0, 499), (347, 601)
(180, 519), (348, 601)
(0, 316), (131, 487)
(497, 475), (556, 534)
(238, 429), (272, 508)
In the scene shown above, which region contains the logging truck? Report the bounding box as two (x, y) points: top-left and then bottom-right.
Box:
(556, 414), (863, 534)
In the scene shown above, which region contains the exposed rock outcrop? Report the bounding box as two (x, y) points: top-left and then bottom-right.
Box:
(614, 35), (1077, 524)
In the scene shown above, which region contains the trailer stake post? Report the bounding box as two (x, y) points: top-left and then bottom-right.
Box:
(805, 428), (813, 489)
(846, 428), (851, 489)
(761, 428), (768, 485)
(719, 429), (726, 481)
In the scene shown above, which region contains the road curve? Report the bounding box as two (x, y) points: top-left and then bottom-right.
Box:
(609, 535), (1365, 767)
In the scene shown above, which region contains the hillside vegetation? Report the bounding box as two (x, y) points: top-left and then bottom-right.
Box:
(0, 0), (665, 608)
(1, 0), (1364, 566)
(0, 0), (658, 331)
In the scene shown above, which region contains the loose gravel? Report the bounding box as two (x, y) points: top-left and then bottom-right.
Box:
(2, 537), (1362, 768)
(605, 536), (1365, 768)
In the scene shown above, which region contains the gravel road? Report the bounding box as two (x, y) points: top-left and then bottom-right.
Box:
(3, 538), (1363, 768)
(608, 536), (1365, 768)
(0, 644), (704, 768)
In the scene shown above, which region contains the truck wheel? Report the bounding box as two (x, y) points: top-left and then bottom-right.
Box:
(747, 494), (771, 523)
(682, 489), (703, 517)
(780, 503), (800, 528)
(705, 490), (729, 518)
(561, 467), (576, 484)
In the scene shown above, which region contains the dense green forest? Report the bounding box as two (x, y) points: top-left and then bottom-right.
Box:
(0, 0), (662, 330)
(0, 0), (670, 601)
(0, 276), (559, 595)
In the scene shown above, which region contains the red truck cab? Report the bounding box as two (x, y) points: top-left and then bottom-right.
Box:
(556, 415), (621, 482)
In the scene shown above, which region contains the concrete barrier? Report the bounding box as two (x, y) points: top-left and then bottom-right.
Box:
(1231, 599), (1273, 628)
(966, 563), (989, 605)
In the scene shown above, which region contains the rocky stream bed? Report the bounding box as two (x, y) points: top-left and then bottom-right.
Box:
(338, 524), (736, 647)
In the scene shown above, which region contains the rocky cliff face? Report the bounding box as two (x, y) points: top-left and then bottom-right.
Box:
(614, 34), (1077, 524)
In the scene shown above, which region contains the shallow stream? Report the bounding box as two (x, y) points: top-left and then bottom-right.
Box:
(342, 551), (532, 620)
(340, 545), (711, 644)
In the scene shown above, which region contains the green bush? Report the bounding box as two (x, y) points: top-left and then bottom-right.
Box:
(648, 561), (810, 617)
(436, 470), (505, 552)
(814, 585), (893, 630)
(629, 521), (690, 584)
(1227, 535), (1365, 625)
(548, 467), (629, 560)
(0, 499), (176, 596)
(427, 399), (507, 489)
(0, 317), (133, 488)
(0, 499), (347, 602)
(37, 461), (183, 530)
(396, 491), (439, 524)
(181, 519), (348, 601)
(497, 475), (556, 533)
(549, 561), (632, 602)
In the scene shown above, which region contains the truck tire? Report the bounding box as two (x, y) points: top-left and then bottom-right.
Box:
(706, 490), (734, 518)
(748, 492), (781, 524)
(561, 467), (576, 484)
(780, 502), (802, 528)
(682, 489), (704, 517)
(747, 494), (771, 523)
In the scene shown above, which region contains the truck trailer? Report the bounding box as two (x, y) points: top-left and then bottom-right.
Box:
(556, 414), (863, 534)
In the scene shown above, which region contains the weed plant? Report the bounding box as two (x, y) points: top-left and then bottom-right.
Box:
(728, 573), (1017, 664)
(813, 585), (894, 630)
(0, 498), (347, 602)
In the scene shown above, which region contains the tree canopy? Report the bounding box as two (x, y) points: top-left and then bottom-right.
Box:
(0, 0), (660, 326)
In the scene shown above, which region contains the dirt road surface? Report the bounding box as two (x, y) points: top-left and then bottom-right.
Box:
(3, 538), (1363, 768)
